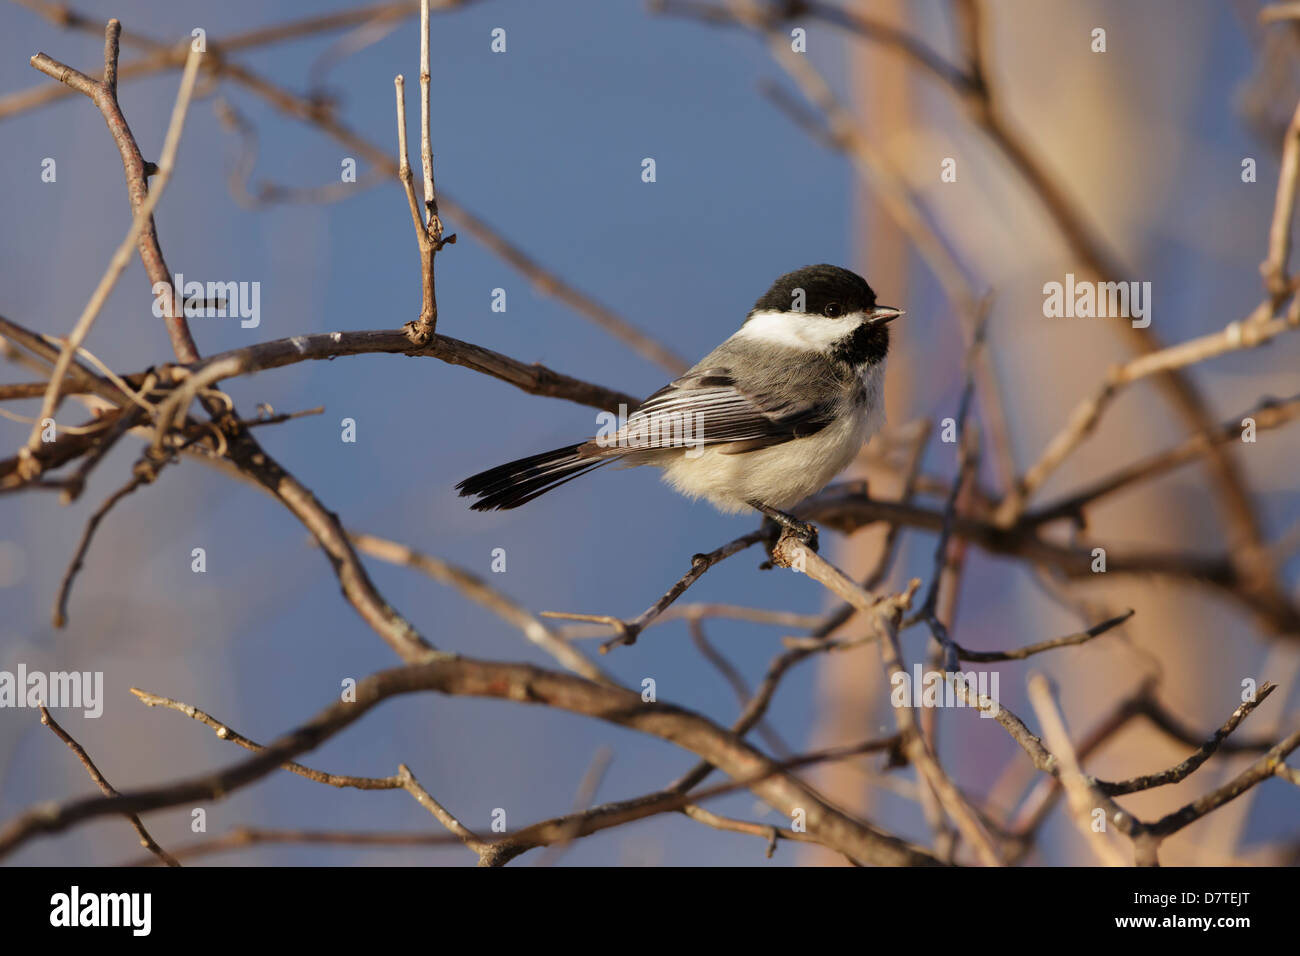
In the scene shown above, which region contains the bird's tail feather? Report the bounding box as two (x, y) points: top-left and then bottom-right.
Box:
(455, 443), (617, 511)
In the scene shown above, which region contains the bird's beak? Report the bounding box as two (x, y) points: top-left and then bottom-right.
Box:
(869, 305), (904, 323)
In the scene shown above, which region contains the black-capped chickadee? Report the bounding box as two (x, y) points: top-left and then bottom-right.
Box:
(456, 264), (902, 546)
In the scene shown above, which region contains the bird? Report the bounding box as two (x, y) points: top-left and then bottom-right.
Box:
(455, 264), (902, 549)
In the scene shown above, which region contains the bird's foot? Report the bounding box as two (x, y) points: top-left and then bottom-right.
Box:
(789, 519), (819, 552)
(758, 514), (818, 569)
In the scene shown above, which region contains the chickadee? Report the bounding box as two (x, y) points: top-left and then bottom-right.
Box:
(456, 264), (901, 546)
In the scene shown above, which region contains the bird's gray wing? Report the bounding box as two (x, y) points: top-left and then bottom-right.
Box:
(609, 366), (837, 453)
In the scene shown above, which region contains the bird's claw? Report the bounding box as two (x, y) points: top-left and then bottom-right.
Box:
(790, 521), (819, 553)
(758, 516), (818, 568)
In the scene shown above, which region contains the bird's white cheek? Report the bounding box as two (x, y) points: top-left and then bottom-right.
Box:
(735, 310), (866, 350)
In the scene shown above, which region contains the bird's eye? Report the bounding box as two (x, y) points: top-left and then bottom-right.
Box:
(823, 302), (842, 317)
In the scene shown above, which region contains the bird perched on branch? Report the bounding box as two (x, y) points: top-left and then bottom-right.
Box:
(456, 264), (902, 551)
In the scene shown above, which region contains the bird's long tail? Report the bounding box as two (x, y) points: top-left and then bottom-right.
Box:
(455, 443), (618, 511)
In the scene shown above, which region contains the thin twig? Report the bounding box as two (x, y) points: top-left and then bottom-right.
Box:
(397, 763), (490, 856)
(543, 528), (766, 652)
(39, 706), (179, 866)
(130, 687), (405, 789)
(1025, 676), (1130, 865)
(52, 455), (165, 627)
(348, 531), (609, 682)
(22, 41), (202, 468)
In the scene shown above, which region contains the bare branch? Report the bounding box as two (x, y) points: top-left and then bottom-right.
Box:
(348, 531), (610, 682)
(22, 42), (202, 469)
(39, 706), (179, 867)
(0, 658), (941, 866)
(1026, 676), (1130, 866)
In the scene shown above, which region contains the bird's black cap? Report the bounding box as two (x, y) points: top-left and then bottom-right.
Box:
(750, 264), (879, 318)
